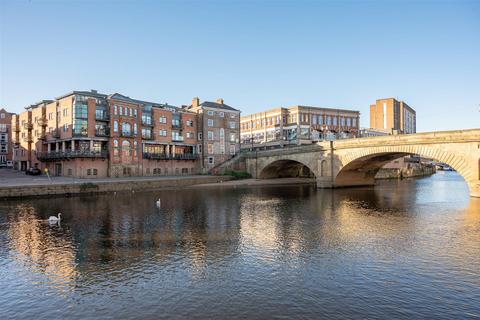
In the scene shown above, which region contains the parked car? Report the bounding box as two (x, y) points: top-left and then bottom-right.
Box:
(25, 168), (42, 175)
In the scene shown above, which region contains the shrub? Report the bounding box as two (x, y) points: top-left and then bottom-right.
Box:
(223, 171), (252, 180)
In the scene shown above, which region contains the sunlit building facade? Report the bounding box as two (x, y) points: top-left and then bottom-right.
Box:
(370, 98), (416, 134)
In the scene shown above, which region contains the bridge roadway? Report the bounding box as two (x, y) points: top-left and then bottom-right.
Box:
(241, 129), (480, 197)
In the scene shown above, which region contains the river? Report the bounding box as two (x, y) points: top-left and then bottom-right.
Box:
(0, 171), (479, 319)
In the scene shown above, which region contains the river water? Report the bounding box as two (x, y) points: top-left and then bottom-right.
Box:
(0, 172), (479, 319)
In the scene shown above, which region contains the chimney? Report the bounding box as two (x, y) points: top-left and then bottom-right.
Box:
(192, 97), (200, 107)
(216, 98), (224, 105)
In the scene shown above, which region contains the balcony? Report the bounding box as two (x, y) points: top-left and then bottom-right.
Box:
(95, 127), (110, 137)
(141, 133), (154, 140)
(142, 152), (198, 160)
(172, 136), (184, 142)
(13, 124), (20, 132)
(141, 119), (154, 127)
(95, 113), (110, 121)
(171, 124), (182, 130)
(121, 131), (135, 138)
(12, 137), (20, 145)
(22, 134), (33, 143)
(37, 118), (48, 127)
(52, 129), (61, 138)
(36, 150), (109, 161)
(23, 122), (33, 130)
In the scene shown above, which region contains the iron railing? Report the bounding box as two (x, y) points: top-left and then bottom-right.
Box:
(142, 152), (198, 160)
(36, 150), (109, 161)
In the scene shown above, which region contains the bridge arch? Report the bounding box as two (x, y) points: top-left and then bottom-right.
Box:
(334, 145), (475, 190)
(259, 159), (316, 179)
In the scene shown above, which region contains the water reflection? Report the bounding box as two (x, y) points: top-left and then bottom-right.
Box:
(0, 172), (479, 319)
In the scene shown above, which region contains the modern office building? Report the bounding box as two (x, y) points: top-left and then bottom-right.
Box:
(0, 108), (14, 166)
(370, 98), (416, 134)
(240, 105), (360, 148)
(185, 98), (241, 171)
(11, 90), (238, 178)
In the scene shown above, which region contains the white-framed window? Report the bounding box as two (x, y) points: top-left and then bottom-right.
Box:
(229, 121), (235, 129)
(198, 132), (203, 140)
(159, 116), (167, 124)
(114, 105), (118, 115)
(230, 113), (236, 118)
(186, 120), (193, 126)
(207, 110), (214, 116)
(229, 145), (236, 155)
(159, 129), (167, 136)
(186, 132), (193, 138)
(63, 109), (68, 117)
(219, 112), (224, 117)
(208, 119), (214, 127)
(208, 156), (214, 164)
(114, 121), (118, 132)
(119, 107), (123, 116)
(134, 109), (137, 118)
(133, 123), (137, 135)
(208, 131), (214, 140)
(219, 128), (224, 139)
(0, 113), (4, 119)
(230, 133), (236, 142)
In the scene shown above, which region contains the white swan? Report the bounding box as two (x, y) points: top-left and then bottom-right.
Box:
(156, 199), (161, 208)
(48, 213), (61, 223)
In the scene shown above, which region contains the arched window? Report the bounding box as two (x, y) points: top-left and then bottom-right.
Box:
(134, 123), (137, 135)
(122, 140), (131, 157)
(113, 139), (119, 156)
(122, 122), (131, 135)
(113, 121), (118, 132)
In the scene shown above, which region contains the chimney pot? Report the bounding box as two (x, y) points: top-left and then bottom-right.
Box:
(216, 98), (224, 104)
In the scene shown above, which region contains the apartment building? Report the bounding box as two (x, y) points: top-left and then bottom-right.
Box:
(185, 98), (241, 171)
(370, 98), (416, 134)
(11, 90), (234, 178)
(240, 105), (360, 148)
(0, 108), (13, 166)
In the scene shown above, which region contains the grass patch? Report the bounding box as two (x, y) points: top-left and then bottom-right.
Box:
(79, 182), (98, 192)
(223, 171), (252, 180)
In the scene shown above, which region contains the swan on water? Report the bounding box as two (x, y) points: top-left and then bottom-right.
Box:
(156, 199), (161, 208)
(48, 213), (61, 223)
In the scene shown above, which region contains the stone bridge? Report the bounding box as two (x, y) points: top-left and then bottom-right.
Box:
(242, 129), (480, 197)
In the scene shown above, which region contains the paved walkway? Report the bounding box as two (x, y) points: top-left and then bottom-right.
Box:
(0, 168), (213, 187)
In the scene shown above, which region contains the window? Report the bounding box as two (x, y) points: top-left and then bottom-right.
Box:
(74, 103), (88, 119)
(114, 121), (118, 132)
(93, 169), (98, 175)
(198, 144), (202, 153)
(219, 128), (224, 139)
(159, 116), (167, 124)
(230, 133), (236, 142)
(134, 141), (137, 157)
(114, 105), (118, 115)
(134, 109), (137, 118)
(229, 121), (235, 129)
(68, 168), (73, 176)
(130, 108), (133, 117)
(186, 132), (193, 138)
(207, 143), (213, 154)
(87, 169), (92, 175)
(0, 113), (4, 119)
(207, 110), (214, 116)
(208, 119), (214, 127)
(159, 129), (167, 137)
(63, 124), (68, 132)
(229, 145), (236, 155)
(208, 156), (214, 164)
(122, 122), (131, 136)
(186, 120), (193, 126)
(122, 140), (131, 157)
(198, 132), (203, 140)
(113, 140), (118, 157)
(63, 108), (68, 117)
(208, 131), (214, 140)
(230, 113), (236, 118)
(119, 107), (123, 116)
(353, 118), (357, 127)
(134, 123), (137, 135)
(219, 112), (224, 117)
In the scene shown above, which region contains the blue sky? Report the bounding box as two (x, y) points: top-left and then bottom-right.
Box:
(1, 0), (479, 132)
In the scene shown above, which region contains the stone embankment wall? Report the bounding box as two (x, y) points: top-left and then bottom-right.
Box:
(375, 166), (436, 180)
(0, 176), (232, 199)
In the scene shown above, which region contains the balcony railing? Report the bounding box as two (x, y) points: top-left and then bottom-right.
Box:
(141, 133), (154, 140)
(172, 136), (184, 142)
(172, 124), (182, 130)
(23, 122), (33, 130)
(36, 150), (109, 161)
(121, 131), (135, 138)
(141, 119), (154, 127)
(95, 113), (110, 121)
(37, 118), (48, 126)
(142, 152), (198, 160)
(22, 135), (33, 143)
(13, 124), (20, 132)
(95, 128), (110, 137)
(52, 129), (61, 138)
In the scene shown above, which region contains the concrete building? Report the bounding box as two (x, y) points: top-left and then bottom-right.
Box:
(240, 105), (360, 149)
(185, 98), (241, 171)
(0, 108), (14, 166)
(370, 98), (416, 134)
(10, 90), (236, 178)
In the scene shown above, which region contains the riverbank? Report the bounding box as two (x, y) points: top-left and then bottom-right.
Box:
(193, 177), (316, 188)
(0, 174), (232, 199)
(375, 166), (436, 180)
